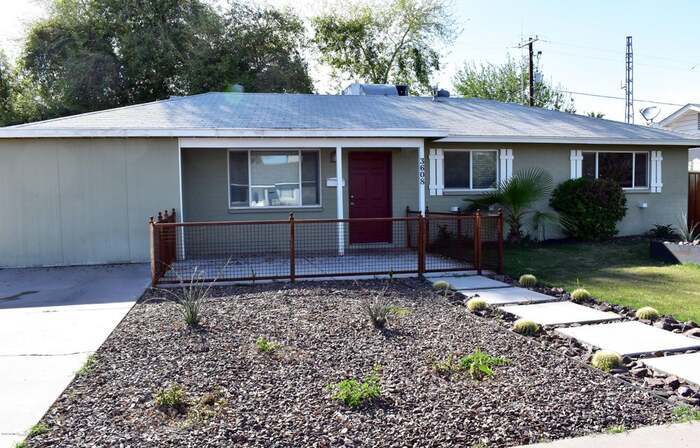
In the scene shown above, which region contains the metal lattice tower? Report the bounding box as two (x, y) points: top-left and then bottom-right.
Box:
(625, 36), (634, 124)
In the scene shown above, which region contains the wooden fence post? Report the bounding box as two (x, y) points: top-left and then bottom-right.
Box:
(474, 210), (482, 275)
(289, 213), (296, 282)
(149, 217), (159, 286)
(497, 209), (504, 274)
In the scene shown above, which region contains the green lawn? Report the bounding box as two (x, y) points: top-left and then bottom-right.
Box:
(504, 239), (700, 323)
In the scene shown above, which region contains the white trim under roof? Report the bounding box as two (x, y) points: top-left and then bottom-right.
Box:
(0, 128), (447, 139)
(659, 104), (700, 127)
(179, 137), (426, 148)
(434, 135), (700, 146)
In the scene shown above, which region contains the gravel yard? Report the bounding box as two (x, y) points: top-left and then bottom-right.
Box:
(27, 279), (674, 447)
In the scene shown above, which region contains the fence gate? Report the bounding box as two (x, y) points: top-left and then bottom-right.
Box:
(690, 173), (700, 230)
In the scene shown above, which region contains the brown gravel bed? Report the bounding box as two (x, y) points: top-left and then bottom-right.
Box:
(27, 279), (674, 447)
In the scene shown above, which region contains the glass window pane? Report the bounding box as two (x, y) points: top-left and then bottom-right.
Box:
(634, 153), (648, 188)
(598, 153), (633, 188)
(301, 151), (320, 205)
(472, 151), (498, 189)
(582, 152), (596, 179)
(250, 151), (300, 207)
(229, 151), (249, 207)
(444, 151), (470, 189)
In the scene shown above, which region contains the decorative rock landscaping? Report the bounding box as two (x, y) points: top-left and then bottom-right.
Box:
(24, 279), (677, 447)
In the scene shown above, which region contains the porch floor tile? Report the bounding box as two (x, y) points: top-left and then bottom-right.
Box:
(642, 352), (700, 387)
(556, 321), (700, 356)
(499, 301), (621, 326)
(461, 287), (560, 305)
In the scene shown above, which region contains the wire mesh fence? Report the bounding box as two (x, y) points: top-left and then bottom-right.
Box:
(150, 212), (503, 285)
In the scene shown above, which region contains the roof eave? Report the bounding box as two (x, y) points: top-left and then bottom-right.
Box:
(435, 135), (700, 146)
(659, 104), (700, 126)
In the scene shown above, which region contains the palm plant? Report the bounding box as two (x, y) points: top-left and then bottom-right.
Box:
(467, 168), (553, 242)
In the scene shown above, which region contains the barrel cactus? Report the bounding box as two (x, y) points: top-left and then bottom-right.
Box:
(635, 306), (660, 320)
(467, 297), (488, 312)
(570, 288), (591, 303)
(512, 319), (539, 336)
(433, 280), (451, 291)
(518, 274), (537, 287)
(591, 350), (623, 372)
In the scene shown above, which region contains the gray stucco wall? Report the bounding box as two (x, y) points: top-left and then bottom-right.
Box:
(0, 138), (180, 267)
(182, 142), (689, 240)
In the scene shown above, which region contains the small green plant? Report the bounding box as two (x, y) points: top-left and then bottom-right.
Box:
(363, 287), (391, 329)
(672, 405), (700, 423)
(458, 349), (509, 380)
(466, 297), (487, 312)
(154, 384), (187, 409)
(28, 422), (49, 437)
(591, 350), (622, 372)
(512, 319), (539, 336)
(185, 389), (228, 426)
(328, 365), (382, 407)
(570, 288), (591, 303)
(76, 354), (97, 376)
(606, 424), (626, 434)
(432, 354), (460, 377)
(387, 305), (411, 317)
(256, 337), (282, 353)
(635, 306), (660, 320)
(648, 224), (675, 240)
(518, 274), (537, 287)
(432, 280), (451, 291)
(14, 442), (28, 448)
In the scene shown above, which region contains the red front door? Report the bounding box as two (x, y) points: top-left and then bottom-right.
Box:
(348, 152), (392, 244)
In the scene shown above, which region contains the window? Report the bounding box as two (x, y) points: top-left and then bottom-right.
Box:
(443, 150), (498, 190)
(228, 150), (321, 208)
(581, 151), (649, 189)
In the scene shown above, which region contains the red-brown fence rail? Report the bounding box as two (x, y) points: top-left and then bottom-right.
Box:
(149, 212), (503, 286)
(690, 172), (700, 231)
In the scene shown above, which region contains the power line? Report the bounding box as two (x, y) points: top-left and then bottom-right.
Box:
(556, 89), (685, 107)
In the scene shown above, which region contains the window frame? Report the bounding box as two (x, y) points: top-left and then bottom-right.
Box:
(227, 148), (323, 210)
(442, 148), (500, 193)
(582, 150), (650, 191)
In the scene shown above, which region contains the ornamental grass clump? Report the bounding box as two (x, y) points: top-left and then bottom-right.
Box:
(591, 350), (622, 372)
(512, 319), (539, 336)
(433, 280), (451, 291)
(362, 287), (391, 329)
(635, 306), (660, 320)
(466, 297), (487, 312)
(570, 288), (591, 303)
(518, 274), (537, 287)
(328, 365), (382, 407)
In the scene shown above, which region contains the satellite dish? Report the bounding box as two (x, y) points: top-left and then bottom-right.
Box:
(640, 106), (660, 124)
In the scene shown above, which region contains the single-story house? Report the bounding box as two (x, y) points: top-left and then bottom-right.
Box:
(657, 103), (700, 170)
(1, 87), (699, 277)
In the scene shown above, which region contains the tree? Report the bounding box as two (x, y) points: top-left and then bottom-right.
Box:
(467, 168), (553, 242)
(312, 0), (456, 93)
(452, 57), (576, 112)
(0, 51), (14, 126)
(586, 111), (605, 118)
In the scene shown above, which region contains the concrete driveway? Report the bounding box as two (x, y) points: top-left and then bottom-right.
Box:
(0, 264), (150, 447)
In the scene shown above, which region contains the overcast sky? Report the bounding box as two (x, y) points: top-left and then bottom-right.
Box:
(2, 0), (699, 123)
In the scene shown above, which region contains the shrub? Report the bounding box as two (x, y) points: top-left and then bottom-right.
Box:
(466, 297), (487, 312)
(328, 365), (382, 407)
(675, 212), (700, 243)
(28, 422), (49, 437)
(550, 178), (627, 241)
(256, 337), (281, 353)
(458, 349), (509, 380)
(76, 354), (97, 376)
(591, 350), (622, 372)
(672, 405), (700, 423)
(363, 289), (391, 329)
(387, 305), (411, 317)
(570, 288), (591, 303)
(154, 384), (187, 409)
(432, 280), (451, 291)
(648, 224), (675, 240)
(635, 306), (660, 320)
(518, 274), (537, 287)
(512, 319), (539, 336)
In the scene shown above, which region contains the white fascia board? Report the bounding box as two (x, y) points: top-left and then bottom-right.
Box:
(0, 127), (447, 139)
(658, 105), (700, 126)
(179, 137), (426, 148)
(434, 135), (700, 146)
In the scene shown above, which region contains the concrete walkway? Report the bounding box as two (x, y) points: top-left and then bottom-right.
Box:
(517, 422), (700, 447)
(0, 264), (150, 448)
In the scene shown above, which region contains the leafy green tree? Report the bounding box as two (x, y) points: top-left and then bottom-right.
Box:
(0, 51), (14, 126)
(586, 111), (605, 118)
(312, 0), (456, 93)
(452, 56), (576, 112)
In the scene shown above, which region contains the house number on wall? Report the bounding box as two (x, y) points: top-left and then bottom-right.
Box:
(418, 158), (425, 185)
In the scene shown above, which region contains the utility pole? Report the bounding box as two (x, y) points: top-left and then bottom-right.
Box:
(625, 36), (634, 124)
(518, 36), (539, 107)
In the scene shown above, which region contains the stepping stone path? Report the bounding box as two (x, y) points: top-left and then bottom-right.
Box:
(556, 321), (700, 356)
(500, 301), (621, 326)
(642, 352), (700, 387)
(428, 275), (700, 390)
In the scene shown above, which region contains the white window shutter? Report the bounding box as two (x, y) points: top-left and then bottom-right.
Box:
(499, 148), (513, 183)
(429, 148), (444, 196)
(651, 150), (663, 193)
(570, 149), (582, 179)
(429, 149), (437, 196)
